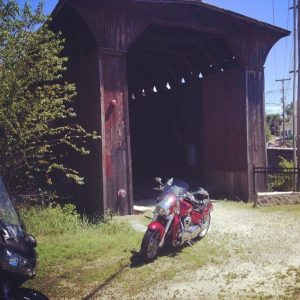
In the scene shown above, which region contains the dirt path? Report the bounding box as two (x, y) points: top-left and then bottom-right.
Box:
(94, 203), (300, 299)
(157, 203), (300, 300)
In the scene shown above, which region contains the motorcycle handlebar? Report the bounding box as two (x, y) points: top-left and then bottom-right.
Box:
(183, 192), (197, 203)
(153, 185), (164, 191)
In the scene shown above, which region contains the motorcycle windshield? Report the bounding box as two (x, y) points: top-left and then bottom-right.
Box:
(167, 178), (189, 191)
(158, 178), (189, 205)
(0, 177), (24, 239)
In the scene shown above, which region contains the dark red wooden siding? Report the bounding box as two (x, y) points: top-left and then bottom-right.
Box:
(50, 0), (289, 214)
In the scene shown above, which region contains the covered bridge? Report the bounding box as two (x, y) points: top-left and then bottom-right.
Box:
(51, 0), (289, 215)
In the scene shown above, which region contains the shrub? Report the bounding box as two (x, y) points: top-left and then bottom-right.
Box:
(19, 204), (85, 236)
(268, 157), (295, 192)
(19, 203), (131, 237)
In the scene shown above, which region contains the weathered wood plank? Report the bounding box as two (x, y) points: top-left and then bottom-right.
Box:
(246, 66), (267, 196)
(99, 49), (133, 214)
(201, 67), (249, 199)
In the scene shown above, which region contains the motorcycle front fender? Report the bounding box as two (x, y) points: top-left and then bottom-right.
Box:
(172, 215), (181, 242)
(148, 221), (165, 240)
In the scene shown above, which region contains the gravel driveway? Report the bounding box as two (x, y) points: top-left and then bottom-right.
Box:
(96, 202), (300, 300)
(162, 202), (300, 300)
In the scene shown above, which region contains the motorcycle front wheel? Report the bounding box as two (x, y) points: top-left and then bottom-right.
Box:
(198, 213), (211, 238)
(140, 229), (160, 262)
(11, 288), (49, 300)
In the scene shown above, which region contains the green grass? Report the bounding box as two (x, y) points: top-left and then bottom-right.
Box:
(284, 267), (300, 299)
(112, 230), (231, 298)
(20, 205), (143, 299)
(20, 204), (87, 235)
(217, 200), (254, 209)
(19, 204), (231, 299)
(217, 199), (300, 215)
(19, 202), (300, 299)
(31, 228), (140, 299)
(257, 204), (300, 214)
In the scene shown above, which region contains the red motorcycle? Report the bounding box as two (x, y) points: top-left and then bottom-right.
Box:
(140, 177), (213, 262)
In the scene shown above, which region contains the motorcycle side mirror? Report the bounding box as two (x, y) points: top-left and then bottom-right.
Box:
(27, 234), (37, 248)
(166, 178), (173, 186)
(155, 177), (163, 185)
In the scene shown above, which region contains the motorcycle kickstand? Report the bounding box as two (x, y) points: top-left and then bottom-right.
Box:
(186, 241), (200, 254)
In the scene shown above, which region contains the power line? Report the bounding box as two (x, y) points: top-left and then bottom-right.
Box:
(284, 0), (292, 76)
(276, 78), (291, 145)
(292, 0), (298, 170)
(283, 0), (295, 103)
(265, 88), (292, 95)
(272, 0), (278, 78)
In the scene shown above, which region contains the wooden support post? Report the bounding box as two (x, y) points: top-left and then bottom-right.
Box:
(98, 48), (133, 215)
(246, 66), (267, 197)
(297, 0), (300, 166)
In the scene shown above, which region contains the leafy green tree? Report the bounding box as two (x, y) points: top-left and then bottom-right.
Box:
(0, 0), (99, 202)
(266, 114), (282, 136)
(265, 124), (272, 143)
(285, 103), (293, 122)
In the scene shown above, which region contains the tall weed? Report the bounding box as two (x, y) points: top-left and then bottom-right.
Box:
(19, 204), (134, 237)
(19, 204), (86, 236)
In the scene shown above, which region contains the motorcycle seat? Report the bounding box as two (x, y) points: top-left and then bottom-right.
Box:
(192, 187), (209, 200)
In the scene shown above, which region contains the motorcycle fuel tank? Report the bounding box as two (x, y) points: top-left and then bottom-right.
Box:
(191, 210), (203, 224)
(179, 200), (193, 217)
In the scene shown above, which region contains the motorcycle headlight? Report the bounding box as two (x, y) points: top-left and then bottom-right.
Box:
(0, 248), (36, 277)
(157, 206), (169, 216)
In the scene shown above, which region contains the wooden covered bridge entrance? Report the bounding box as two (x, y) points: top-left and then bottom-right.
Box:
(51, 0), (289, 215)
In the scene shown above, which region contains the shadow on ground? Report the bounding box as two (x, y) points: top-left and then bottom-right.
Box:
(130, 245), (185, 268)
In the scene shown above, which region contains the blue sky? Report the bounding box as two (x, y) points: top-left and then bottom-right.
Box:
(17, 0), (294, 114)
(206, 0), (294, 115)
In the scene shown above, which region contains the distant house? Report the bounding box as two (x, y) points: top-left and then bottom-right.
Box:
(50, 0), (289, 215)
(280, 119), (293, 140)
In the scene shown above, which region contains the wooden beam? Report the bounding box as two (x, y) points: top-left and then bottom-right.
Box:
(98, 48), (133, 215)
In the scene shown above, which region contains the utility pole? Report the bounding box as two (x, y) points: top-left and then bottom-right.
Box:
(276, 78), (291, 145)
(297, 0), (300, 169)
(292, 0), (298, 169)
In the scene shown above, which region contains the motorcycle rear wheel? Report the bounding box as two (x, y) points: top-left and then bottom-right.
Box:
(198, 213), (211, 238)
(141, 229), (160, 262)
